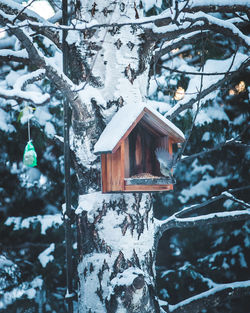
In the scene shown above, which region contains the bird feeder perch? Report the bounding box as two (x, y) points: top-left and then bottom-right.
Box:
(94, 103), (185, 193)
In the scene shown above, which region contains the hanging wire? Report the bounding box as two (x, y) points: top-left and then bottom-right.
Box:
(27, 108), (31, 142)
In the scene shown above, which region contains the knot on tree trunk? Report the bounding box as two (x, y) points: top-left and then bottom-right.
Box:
(106, 268), (158, 313)
(132, 274), (145, 290)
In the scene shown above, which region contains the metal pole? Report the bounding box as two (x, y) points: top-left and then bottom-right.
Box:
(62, 0), (74, 312)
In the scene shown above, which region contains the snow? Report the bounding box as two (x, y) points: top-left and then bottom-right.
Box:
(5, 214), (63, 235)
(111, 267), (146, 288)
(141, 0), (162, 11)
(0, 48), (28, 59)
(0, 108), (15, 132)
(0, 82), (49, 105)
(44, 121), (56, 137)
(38, 243), (55, 268)
(147, 99), (172, 114)
(66, 29), (81, 46)
(0, 255), (14, 267)
(94, 102), (185, 154)
(196, 103), (229, 125)
(34, 106), (52, 126)
(239, 252), (247, 268)
(201, 132), (210, 142)
(1, 0), (51, 23)
(0, 276), (43, 309)
(179, 175), (228, 203)
(28, 0), (55, 19)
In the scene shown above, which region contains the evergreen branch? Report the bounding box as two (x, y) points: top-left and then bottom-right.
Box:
(166, 280), (250, 313)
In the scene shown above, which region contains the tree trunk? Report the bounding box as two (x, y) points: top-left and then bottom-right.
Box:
(77, 193), (159, 312)
(70, 1), (159, 312)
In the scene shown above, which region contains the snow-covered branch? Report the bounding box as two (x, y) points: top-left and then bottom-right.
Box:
(182, 1), (250, 14)
(0, 0), (60, 48)
(157, 209), (250, 233)
(180, 125), (249, 162)
(182, 12), (249, 47)
(0, 11), (88, 117)
(0, 69), (50, 104)
(155, 186), (250, 239)
(166, 280), (250, 313)
(0, 48), (29, 63)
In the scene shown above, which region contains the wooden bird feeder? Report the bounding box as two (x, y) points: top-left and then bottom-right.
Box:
(94, 103), (185, 193)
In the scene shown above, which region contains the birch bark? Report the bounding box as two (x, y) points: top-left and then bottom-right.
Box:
(72, 1), (159, 312)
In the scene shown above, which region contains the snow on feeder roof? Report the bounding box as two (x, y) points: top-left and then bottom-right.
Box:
(94, 103), (185, 193)
(94, 103), (185, 155)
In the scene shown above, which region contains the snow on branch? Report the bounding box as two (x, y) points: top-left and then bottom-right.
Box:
(0, 48), (29, 63)
(166, 280), (250, 313)
(0, 0), (47, 23)
(155, 186), (250, 238)
(0, 12), (86, 116)
(180, 125), (249, 162)
(182, 0), (250, 14)
(157, 209), (250, 234)
(182, 12), (250, 47)
(154, 31), (204, 59)
(0, 0), (61, 49)
(0, 69), (50, 104)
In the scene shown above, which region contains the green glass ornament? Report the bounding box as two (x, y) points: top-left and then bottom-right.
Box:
(23, 141), (37, 167)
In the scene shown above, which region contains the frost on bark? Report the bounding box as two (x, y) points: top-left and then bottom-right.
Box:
(71, 1), (158, 312)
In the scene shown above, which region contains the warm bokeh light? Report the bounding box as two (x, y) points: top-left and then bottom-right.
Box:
(229, 81), (246, 96)
(174, 87), (185, 100)
(171, 48), (180, 54)
(235, 81), (246, 93)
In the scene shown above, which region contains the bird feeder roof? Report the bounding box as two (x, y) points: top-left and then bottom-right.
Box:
(94, 103), (185, 155)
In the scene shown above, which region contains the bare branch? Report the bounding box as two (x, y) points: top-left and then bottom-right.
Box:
(166, 280), (250, 313)
(155, 186), (250, 240)
(12, 0), (36, 24)
(180, 124), (249, 162)
(177, 185), (250, 218)
(166, 57), (250, 120)
(161, 65), (240, 76)
(173, 31), (205, 165)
